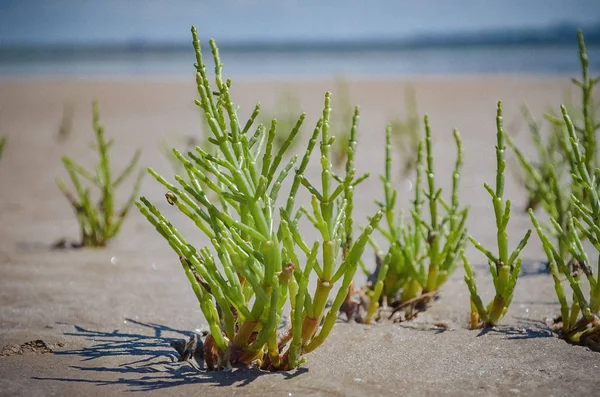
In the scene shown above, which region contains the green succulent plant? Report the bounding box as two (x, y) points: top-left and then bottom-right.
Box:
(463, 101), (531, 328)
(56, 101), (143, 247)
(137, 27), (381, 371)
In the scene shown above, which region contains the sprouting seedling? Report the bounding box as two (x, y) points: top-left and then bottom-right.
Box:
(506, 104), (568, 213)
(331, 78), (355, 168)
(56, 101), (144, 247)
(259, 87), (304, 153)
(463, 101), (531, 328)
(55, 102), (75, 144)
(363, 116), (468, 323)
(137, 27), (381, 371)
(389, 86), (422, 176)
(0, 136), (6, 162)
(529, 105), (600, 351)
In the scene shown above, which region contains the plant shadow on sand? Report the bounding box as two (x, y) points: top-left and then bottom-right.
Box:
(475, 318), (555, 339)
(398, 317), (554, 339)
(31, 318), (306, 391)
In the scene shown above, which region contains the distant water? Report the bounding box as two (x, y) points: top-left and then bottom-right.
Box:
(1, 45), (599, 77)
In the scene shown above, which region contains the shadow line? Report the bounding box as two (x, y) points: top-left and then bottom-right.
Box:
(476, 318), (554, 340)
(32, 318), (306, 391)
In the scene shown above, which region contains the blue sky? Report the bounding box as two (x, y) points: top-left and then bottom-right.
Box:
(1, 0), (599, 45)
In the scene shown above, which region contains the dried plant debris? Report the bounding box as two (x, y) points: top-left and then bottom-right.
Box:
(170, 333), (205, 363)
(0, 340), (64, 356)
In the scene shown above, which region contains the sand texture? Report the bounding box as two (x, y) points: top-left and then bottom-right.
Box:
(0, 77), (599, 396)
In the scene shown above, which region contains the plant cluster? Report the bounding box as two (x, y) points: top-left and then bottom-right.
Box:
(360, 115), (468, 323)
(529, 105), (600, 349)
(463, 101), (532, 328)
(506, 30), (599, 262)
(137, 27), (381, 370)
(41, 23), (600, 372)
(495, 30), (600, 345)
(56, 101), (144, 247)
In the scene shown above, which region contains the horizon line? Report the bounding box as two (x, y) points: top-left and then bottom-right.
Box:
(1, 20), (599, 51)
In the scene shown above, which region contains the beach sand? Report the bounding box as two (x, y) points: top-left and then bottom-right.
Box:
(0, 76), (598, 396)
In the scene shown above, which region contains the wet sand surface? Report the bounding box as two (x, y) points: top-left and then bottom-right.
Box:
(0, 77), (598, 396)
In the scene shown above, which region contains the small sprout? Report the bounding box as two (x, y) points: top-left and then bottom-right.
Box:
(331, 78), (356, 168)
(463, 101), (531, 328)
(389, 86), (422, 175)
(258, 87), (304, 153)
(56, 101), (144, 247)
(0, 136), (6, 162)
(55, 102), (74, 144)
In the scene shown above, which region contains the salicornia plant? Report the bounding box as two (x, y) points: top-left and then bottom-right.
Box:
(530, 106), (600, 351)
(56, 101), (144, 247)
(55, 102), (74, 144)
(506, 29), (598, 262)
(137, 27), (381, 371)
(259, 87), (304, 153)
(285, 95), (379, 364)
(0, 136), (6, 162)
(389, 86), (422, 176)
(364, 116), (468, 323)
(507, 104), (569, 214)
(331, 78), (356, 168)
(463, 101), (531, 328)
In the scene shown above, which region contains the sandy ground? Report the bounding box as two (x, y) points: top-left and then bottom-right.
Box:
(0, 76), (599, 396)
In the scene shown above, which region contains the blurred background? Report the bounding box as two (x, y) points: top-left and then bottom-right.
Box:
(1, 0), (599, 254)
(1, 0), (599, 77)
